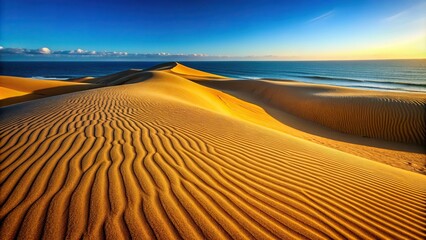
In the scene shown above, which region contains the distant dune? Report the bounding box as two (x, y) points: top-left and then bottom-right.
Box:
(1, 62), (425, 239)
(199, 79), (426, 144)
(0, 76), (97, 107)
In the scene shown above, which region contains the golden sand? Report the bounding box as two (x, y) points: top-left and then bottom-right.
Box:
(0, 76), (97, 107)
(1, 63), (425, 239)
(198, 79), (426, 173)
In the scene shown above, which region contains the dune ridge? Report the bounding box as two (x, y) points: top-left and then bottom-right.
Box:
(1, 62), (425, 239)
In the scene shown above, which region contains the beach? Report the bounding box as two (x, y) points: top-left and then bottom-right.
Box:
(1, 62), (425, 239)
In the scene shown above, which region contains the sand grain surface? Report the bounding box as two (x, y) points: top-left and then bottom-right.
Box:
(1, 63), (425, 239)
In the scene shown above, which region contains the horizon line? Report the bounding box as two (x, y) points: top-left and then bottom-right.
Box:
(2, 57), (425, 62)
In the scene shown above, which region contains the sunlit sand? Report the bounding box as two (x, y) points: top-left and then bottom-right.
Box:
(1, 63), (425, 239)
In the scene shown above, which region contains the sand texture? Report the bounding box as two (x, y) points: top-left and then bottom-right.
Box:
(1, 63), (425, 239)
(0, 76), (97, 107)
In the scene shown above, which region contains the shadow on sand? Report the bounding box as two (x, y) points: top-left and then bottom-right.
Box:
(197, 80), (426, 154)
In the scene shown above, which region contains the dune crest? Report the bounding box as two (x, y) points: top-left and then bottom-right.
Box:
(168, 62), (227, 80)
(1, 63), (425, 239)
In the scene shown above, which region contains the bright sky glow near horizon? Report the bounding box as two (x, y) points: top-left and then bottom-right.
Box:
(1, 0), (425, 60)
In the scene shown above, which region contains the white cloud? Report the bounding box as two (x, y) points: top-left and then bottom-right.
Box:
(68, 48), (95, 55)
(0, 46), (213, 59)
(0, 47), (33, 54)
(308, 10), (335, 23)
(383, 10), (408, 22)
(39, 47), (51, 54)
(383, 2), (426, 23)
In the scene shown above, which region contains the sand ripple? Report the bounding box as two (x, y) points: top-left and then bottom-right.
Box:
(1, 63), (425, 239)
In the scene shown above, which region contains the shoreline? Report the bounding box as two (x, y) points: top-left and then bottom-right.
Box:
(2, 59), (425, 93)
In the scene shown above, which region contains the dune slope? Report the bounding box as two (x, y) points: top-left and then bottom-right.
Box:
(1, 64), (425, 239)
(196, 79), (426, 173)
(145, 62), (227, 80)
(0, 76), (97, 107)
(199, 80), (426, 145)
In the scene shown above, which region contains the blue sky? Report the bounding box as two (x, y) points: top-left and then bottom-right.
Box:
(1, 0), (425, 60)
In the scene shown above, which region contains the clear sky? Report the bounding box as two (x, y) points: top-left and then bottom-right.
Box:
(1, 0), (425, 60)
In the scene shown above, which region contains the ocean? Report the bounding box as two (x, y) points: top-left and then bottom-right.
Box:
(1, 60), (425, 92)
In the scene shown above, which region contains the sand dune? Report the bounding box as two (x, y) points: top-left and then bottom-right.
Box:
(1, 62), (425, 239)
(197, 79), (426, 173)
(198, 80), (426, 145)
(166, 62), (227, 80)
(68, 76), (96, 83)
(0, 76), (97, 107)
